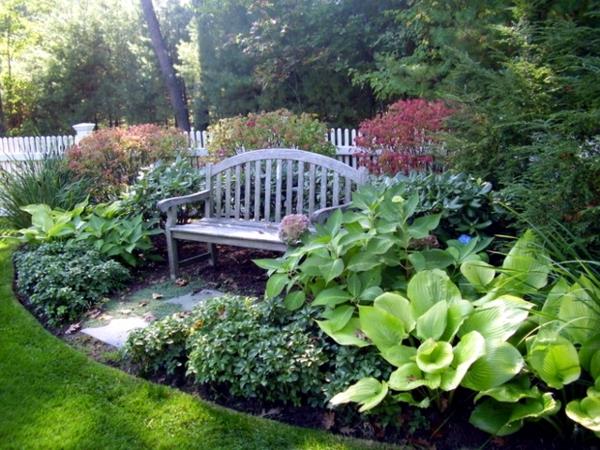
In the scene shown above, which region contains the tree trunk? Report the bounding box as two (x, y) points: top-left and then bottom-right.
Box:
(140, 0), (191, 131)
(0, 87), (6, 135)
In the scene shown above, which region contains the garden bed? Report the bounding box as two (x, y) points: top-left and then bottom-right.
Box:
(11, 243), (583, 450)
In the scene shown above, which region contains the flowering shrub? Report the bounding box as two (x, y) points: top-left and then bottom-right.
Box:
(356, 99), (453, 175)
(278, 214), (310, 245)
(207, 109), (335, 159)
(67, 124), (187, 200)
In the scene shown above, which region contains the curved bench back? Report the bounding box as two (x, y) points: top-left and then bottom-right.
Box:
(205, 148), (368, 222)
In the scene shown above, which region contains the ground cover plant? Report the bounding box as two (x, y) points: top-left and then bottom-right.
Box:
(14, 241), (130, 325)
(0, 241), (381, 450)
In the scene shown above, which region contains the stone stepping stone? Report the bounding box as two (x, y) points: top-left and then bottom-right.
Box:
(81, 317), (148, 348)
(165, 289), (224, 311)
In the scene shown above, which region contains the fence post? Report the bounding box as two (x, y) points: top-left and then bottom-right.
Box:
(72, 123), (96, 144)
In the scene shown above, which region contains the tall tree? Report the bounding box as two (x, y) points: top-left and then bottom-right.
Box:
(140, 0), (190, 130)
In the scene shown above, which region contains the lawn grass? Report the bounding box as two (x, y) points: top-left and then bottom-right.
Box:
(0, 241), (389, 450)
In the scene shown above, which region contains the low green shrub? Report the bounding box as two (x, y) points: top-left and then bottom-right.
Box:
(14, 241), (129, 325)
(67, 124), (187, 200)
(207, 109), (335, 159)
(122, 156), (204, 224)
(187, 295), (327, 406)
(125, 295), (391, 409)
(0, 151), (90, 229)
(124, 312), (192, 377)
(376, 171), (499, 239)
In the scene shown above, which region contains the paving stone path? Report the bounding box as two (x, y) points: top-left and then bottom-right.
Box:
(81, 288), (224, 348)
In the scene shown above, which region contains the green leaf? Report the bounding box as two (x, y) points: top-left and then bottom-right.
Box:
(322, 305), (355, 332)
(374, 292), (415, 333)
(347, 274), (362, 297)
(462, 342), (523, 391)
(440, 331), (486, 391)
(407, 269), (461, 317)
(253, 258), (285, 271)
(317, 317), (368, 347)
(441, 300), (473, 341)
(283, 290), (305, 311)
(265, 274), (289, 299)
(312, 287), (352, 307)
(408, 214), (441, 239)
(460, 295), (533, 344)
(359, 306), (407, 350)
(380, 344), (417, 367)
(470, 393), (560, 436)
(323, 258), (344, 283)
(359, 286), (383, 301)
(409, 249), (455, 271)
(416, 300), (448, 340)
(528, 335), (581, 389)
(393, 392), (431, 408)
(461, 260), (495, 288)
(330, 378), (389, 412)
(565, 380), (600, 434)
(388, 362), (427, 391)
(347, 252), (380, 272)
(416, 339), (454, 374)
(474, 377), (541, 403)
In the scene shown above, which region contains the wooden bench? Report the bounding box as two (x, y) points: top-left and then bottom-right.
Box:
(157, 148), (368, 279)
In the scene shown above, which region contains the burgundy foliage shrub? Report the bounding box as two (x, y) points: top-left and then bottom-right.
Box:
(355, 99), (453, 175)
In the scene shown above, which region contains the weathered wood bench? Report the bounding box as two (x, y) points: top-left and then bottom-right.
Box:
(157, 148), (368, 279)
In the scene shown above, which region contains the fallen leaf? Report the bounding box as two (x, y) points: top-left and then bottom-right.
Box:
(152, 293), (164, 300)
(143, 312), (156, 322)
(138, 301), (149, 307)
(260, 408), (280, 418)
(86, 308), (102, 319)
(322, 411), (335, 430)
(65, 322), (81, 335)
(175, 278), (189, 287)
(119, 309), (132, 315)
(339, 426), (354, 435)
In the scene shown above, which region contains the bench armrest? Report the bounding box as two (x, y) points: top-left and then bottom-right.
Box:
(310, 203), (352, 225)
(157, 190), (211, 212)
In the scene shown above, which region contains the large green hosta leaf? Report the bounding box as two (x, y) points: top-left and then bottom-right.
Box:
(330, 378), (389, 412)
(415, 300), (448, 340)
(441, 300), (473, 341)
(317, 317), (368, 347)
(528, 335), (581, 389)
(416, 339), (454, 374)
(470, 393), (560, 436)
(359, 306), (407, 350)
(373, 292), (415, 333)
(500, 230), (550, 293)
(441, 331), (486, 391)
(460, 295), (533, 344)
(388, 362), (441, 391)
(566, 379), (600, 435)
(474, 376), (541, 403)
(462, 342), (524, 391)
(461, 260), (496, 289)
(407, 269), (461, 317)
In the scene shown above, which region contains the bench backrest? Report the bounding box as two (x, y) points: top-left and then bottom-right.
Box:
(205, 148), (368, 222)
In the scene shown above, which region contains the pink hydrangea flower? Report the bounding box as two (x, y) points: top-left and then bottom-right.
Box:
(279, 214), (310, 245)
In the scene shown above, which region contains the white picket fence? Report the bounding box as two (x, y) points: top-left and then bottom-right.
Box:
(0, 127), (361, 162)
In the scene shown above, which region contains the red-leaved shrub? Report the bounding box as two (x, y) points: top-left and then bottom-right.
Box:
(68, 124), (187, 200)
(355, 99), (453, 175)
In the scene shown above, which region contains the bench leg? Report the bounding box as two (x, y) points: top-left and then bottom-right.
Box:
(166, 232), (179, 280)
(208, 243), (218, 267)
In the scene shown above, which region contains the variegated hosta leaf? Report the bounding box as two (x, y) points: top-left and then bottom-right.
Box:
(330, 378), (389, 412)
